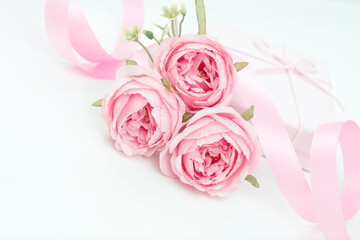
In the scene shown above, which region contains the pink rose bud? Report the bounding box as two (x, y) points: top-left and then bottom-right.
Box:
(153, 35), (237, 110)
(102, 66), (186, 157)
(159, 106), (262, 196)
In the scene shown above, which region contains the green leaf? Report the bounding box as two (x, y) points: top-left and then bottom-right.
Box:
(245, 175), (260, 188)
(182, 112), (195, 123)
(153, 23), (164, 30)
(162, 25), (170, 39)
(154, 23), (171, 40)
(234, 62), (249, 72)
(91, 98), (103, 107)
(161, 78), (178, 94)
(143, 30), (154, 40)
(125, 59), (138, 66)
(241, 105), (254, 121)
(195, 0), (206, 34)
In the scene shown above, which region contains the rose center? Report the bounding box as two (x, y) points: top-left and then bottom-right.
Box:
(176, 53), (219, 95)
(182, 138), (240, 185)
(142, 107), (150, 123)
(205, 151), (221, 163)
(120, 104), (156, 145)
(197, 62), (209, 81)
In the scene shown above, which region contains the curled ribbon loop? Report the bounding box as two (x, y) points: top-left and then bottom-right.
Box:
(311, 121), (360, 239)
(235, 66), (360, 239)
(44, 0), (144, 79)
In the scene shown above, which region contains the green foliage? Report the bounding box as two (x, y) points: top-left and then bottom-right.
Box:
(234, 62), (249, 72)
(125, 59), (138, 66)
(91, 99), (103, 107)
(161, 79), (178, 94)
(241, 105), (255, 121)
(182, 112), (196, 123)
(245, 175), (260, 188)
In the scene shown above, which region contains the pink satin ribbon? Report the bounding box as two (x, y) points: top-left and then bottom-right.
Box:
(44, 0), (144, 79)
(235, 67), (360, 240)
(44, 1), (360, 239)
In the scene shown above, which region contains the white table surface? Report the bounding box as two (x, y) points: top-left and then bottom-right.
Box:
(1, 0), (360, 239)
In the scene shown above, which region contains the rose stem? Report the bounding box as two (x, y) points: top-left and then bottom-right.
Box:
(178, 14), (185, 37)
(153, 37), (160, 45)
(136, 40), (154, 63)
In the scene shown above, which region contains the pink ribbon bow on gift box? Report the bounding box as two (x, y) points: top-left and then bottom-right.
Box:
(252, 39), (343, 109)
(228, 39), (345, 143)
(44, 0), (360, 239)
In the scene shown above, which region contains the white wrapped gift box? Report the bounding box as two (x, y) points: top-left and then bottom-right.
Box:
(209, 22), (340, 170)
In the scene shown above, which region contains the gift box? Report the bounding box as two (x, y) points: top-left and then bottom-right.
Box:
(208, 22), (340, 170)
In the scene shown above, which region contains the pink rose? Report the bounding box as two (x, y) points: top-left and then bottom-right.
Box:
(153, 35), (237, 110)
(159, 106), (261, 196)
(102, 66), (186, 157)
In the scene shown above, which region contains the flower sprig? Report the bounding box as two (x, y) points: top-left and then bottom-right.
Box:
(161, 4), (180, 20)
(143, 30), (160, 45)
(123, 24), (154, 63)
(160, 3), (187, 37)
(179, 3), (186, 37)
(153, 24), (171, 39)
(143, 24), (170, 45)
(137, 2), (186, 50)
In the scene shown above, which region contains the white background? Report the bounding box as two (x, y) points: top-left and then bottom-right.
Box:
(1, 0), (360, 239)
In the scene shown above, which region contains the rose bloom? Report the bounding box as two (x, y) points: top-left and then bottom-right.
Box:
(159, 106), (261, 196)
(102, 66), (185, 157)
(153, 34), (237, 110)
